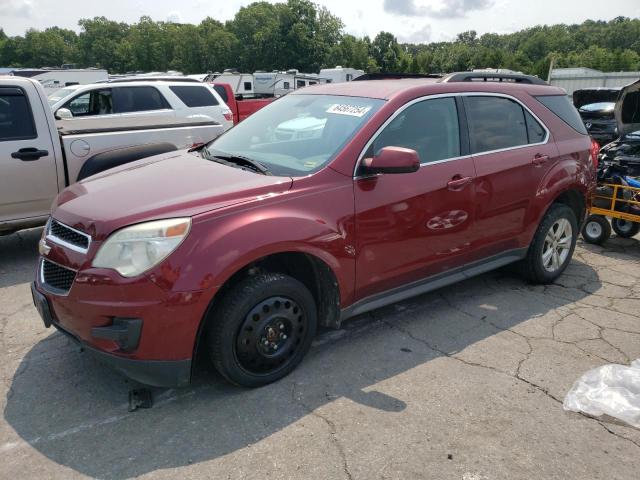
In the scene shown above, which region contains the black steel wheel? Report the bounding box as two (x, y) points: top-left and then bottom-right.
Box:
(207, 273), (317, 387)
(235, 296), (309, 375)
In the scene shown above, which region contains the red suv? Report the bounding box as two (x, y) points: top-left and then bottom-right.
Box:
(32, 80), (596, 388)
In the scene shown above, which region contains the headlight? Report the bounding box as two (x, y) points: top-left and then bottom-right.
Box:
(93, 218), (191, 277)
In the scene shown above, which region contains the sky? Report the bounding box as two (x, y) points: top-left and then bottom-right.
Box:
(0, 0), (637, 43)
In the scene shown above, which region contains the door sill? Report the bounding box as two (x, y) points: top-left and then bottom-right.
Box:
(340, 248), (527, 322)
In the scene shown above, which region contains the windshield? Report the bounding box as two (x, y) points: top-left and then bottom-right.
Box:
(206, 94), (384, 176)
(47, 86), (80, 106)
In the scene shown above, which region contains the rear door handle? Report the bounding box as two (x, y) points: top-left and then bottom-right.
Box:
(447, 175), (473, 190)
(532, 154), (549, 166)
(11, 148), (49, 161)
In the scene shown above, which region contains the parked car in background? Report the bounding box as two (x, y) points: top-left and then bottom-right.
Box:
(598, 79), (640, 173)
(48, 79), (233, 132)
(0, 77), (226, 235)
(573, 87), (621, 145)
(210, 82), (274, 124)
(32, 79), (595, 389)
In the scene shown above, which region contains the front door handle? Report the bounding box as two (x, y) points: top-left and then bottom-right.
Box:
(11, 148), (49, 161)
(532, 154), (549, 166)
(447, 175), (473, 190)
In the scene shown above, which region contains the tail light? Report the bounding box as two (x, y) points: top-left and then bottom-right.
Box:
(223, 109), (233, 123)
(590, 139), (600, 170)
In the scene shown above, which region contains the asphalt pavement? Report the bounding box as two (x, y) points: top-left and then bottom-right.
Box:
(1, 227), (639, 479)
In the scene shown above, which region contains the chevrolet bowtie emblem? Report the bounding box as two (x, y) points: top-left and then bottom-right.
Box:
(39, 239), (51, 256)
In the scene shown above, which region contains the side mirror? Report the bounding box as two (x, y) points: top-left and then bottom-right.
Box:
(362, 146), (420, 174)
(55, 108), (73, 120)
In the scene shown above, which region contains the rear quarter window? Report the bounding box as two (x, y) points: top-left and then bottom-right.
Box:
(0, 87), (37, 141)
(536, 95), (588, 135)
(212, 85), (229, 103)
(170, 85), (219, 107)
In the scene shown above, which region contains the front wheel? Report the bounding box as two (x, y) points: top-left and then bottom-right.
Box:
(611, 218), (640, 238)
(522, 204), (578, 284)
(207, 273), (317, 387)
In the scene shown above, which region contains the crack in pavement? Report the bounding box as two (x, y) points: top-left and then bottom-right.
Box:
(377, 309), (640, 452)
(291, 382), (353, 480)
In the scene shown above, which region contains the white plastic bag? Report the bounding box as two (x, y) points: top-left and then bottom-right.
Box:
(563, 359), (640, 428)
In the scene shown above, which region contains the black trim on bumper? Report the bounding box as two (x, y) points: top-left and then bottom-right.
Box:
(84, 345), (192, 388)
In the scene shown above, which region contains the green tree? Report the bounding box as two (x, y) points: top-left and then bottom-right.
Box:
(371, 32), (402, 72)
(78, 17), (129, 70)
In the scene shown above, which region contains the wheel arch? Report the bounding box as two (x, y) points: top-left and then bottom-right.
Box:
(192, 249), (342, 362)
(76, 142), (178, 181)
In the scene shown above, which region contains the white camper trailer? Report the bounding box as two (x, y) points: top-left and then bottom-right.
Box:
(8, 68), (108, 94)
(205, 71), (255, 96)
(253, 70), (329, 96)
(319, 66), (364, 83)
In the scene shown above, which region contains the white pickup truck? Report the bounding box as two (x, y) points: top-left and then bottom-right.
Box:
(0, 77), (226, 235)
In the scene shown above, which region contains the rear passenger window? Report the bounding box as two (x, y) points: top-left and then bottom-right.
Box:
(535, 95), (588, 135)
(170, 85), (219, 107)
(371, 97), (460, 163)
(0, 88), (36, 141)
(113, 87), (170, 113)
(243, 82), (252, 91)
(525, 111), (546, 143)
(465, 96), (528, 153)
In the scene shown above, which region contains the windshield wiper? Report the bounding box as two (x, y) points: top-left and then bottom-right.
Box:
(203, 150), (272, 175)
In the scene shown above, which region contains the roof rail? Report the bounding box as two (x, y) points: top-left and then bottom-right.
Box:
(106, 76), (200, 84)
(353, 72), (443, 81)
(440, 71), (547, 85)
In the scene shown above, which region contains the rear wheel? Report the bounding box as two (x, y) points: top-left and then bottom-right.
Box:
(207, 273), (317, 387)
(582, 215), (611, 245)
(523, 204), (578, 284)
(611, 218), (640, 238)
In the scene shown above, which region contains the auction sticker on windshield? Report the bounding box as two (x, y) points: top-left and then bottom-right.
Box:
(326, 104), (372, 117)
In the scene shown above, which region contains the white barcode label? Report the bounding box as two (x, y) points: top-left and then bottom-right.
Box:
(326, 104), (371, 117)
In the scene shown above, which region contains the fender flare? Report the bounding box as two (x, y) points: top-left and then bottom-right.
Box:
(76, 142), (178, 181)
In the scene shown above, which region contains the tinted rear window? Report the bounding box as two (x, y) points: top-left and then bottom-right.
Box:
(113, 86), (170, 113)
(536, 95), (588, 135)
(465, 96), (528, 153)
(212, 85), (228, 103)
(0, 88), (37, 141)
(170, 85), (219, 107)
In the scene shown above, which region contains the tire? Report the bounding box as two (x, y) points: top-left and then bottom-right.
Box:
(582, 215), (611, 245)
(611, 218), (640, 238)
(207, 273), (317, 387)
(522, 204), (578, 284)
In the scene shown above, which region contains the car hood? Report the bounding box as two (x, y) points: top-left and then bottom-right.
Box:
(615, 79), (640, 137)
(52, 150), (293, 240)
(573, 88), (620, 109)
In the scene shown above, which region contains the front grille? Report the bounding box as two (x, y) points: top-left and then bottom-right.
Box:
(42, 259), (76, 293)
(49, 219), (90, 251)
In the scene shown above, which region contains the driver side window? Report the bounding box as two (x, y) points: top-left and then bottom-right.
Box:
(64, 89), (113, 117)
(370, 97), (460, 164)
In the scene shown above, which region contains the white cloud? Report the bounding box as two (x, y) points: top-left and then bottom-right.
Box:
(0, 0), (34, 17)
(398, 24), (433, 43)
(166, 10), (182, 23)
(383, 0), (495, 18)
